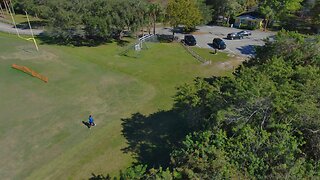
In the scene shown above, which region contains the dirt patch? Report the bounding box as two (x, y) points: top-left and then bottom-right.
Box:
(215, 55), (246, 70)
(0, 45), (57, 62)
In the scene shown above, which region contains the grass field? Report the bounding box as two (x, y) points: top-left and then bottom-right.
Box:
(0, 32), (240, 179)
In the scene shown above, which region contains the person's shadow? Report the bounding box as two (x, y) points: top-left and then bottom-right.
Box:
(82, 121), (91, 128)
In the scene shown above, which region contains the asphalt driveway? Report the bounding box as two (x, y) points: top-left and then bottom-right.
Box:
(0, 21), (43, 35)
(156, 25), (276, 57)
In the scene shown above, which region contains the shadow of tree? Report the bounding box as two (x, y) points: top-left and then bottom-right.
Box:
(157, 34), (177, 42)
(16, 20), (47, 29)
(236, 45), (256, 56)
(170, 27), (200, 34)
(37, 34), (112, 47)
(116, 39), (130, 47)
(121, 110), (188, 168)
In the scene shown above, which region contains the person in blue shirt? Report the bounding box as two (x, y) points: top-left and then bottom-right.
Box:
(88, 115), (95, 126)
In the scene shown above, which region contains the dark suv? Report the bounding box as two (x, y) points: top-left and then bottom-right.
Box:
(227, 32), (244, 40)
(183, 35), (196, 46)
(212, 38), (226, 50)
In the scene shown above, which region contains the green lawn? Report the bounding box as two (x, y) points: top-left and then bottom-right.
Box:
(0, 32), (239, 179)
(191, 46), (244, 70)
(191, 46), (229, 62)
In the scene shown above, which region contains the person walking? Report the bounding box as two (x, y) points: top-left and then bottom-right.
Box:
(88, 115), (95, 127)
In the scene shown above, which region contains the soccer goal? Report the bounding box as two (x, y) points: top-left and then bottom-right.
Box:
(135, 34), (158, 51)
(120, 34), (159, 56)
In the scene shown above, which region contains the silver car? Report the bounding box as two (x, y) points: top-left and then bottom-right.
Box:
(237, 30), (252, 36)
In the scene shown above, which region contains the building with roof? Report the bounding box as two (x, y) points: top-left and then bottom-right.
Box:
(234, 12), (264, 29)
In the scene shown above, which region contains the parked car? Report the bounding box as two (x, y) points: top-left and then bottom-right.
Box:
(237, 30), (252, 36)
(183, 35), (197, 46)
(227, 32), (244, 40)
(212, 38), (226, 50)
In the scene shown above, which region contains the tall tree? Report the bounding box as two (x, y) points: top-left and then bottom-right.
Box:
(196, 0), (213, 24)
(148, 3), (162, 35)
(13, 0), (51, 18)
(243, 0), (259, 10)
(171, 131), (245, 179)
(44, 0), (85, 44)
(206, 0), (244, 24)
(83, 0), (147, 40)
(258, 0), (303, 30)
(166, 0), (202, 34)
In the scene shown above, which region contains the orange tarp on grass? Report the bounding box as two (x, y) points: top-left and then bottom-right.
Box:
(12, 64), (48, 83)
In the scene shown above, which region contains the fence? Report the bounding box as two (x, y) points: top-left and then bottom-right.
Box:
(180, 41), (211, 64)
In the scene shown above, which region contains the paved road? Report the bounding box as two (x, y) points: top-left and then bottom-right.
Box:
(156, 25), (275, 57)
(0, 21), (43, 35)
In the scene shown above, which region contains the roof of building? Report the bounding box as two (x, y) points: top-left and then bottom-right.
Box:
(237, 11), (264, 20)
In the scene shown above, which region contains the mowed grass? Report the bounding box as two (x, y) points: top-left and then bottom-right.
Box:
(191, 47), (245, 70)
(191, 46), (229, 62)
(0, 32), (239, 179)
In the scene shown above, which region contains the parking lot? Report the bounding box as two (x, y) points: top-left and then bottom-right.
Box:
(156, 25), (275, 57)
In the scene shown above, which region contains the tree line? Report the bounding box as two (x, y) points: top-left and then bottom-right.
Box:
(11, 0), (320, 45)
(12, 0), (208, 45)
(13, 0), (164, 45)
